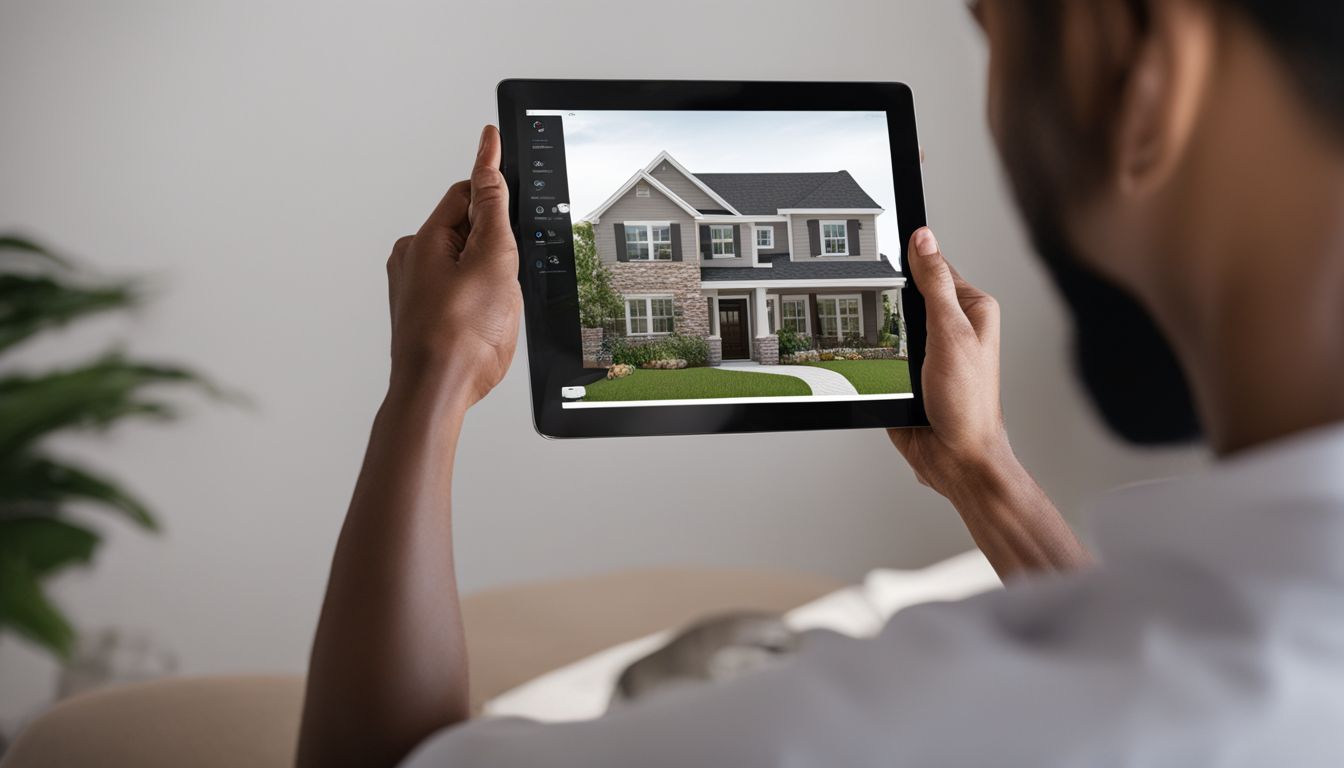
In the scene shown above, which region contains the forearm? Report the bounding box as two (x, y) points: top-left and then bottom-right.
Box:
(298, 369), (473, 768)
(941, 443), (1093, 580)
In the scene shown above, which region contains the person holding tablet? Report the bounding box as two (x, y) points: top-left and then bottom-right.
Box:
(298, 1), (1344, 765)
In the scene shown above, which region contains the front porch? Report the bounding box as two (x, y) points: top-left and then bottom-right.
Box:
(704, 286), (898, 366)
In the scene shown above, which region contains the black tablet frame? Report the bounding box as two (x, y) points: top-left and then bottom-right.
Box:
(497, 79), (928, 439)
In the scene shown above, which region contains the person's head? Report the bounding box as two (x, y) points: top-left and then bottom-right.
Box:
(971, 0), (1344, 448)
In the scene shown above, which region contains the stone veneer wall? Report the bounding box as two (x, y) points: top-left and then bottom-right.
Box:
(751, 335), (779, 366)
(707, 337), (723, 366)
(608, 263), (710, 339)
(581, 327), (610, 367)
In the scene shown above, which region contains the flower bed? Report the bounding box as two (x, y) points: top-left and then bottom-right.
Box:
(782, 347), (908, 364)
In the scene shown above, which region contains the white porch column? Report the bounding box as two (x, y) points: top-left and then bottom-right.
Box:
(753, 287), (769, 338)
(710, 293), (721, 337)
(752, 286), (778, 364)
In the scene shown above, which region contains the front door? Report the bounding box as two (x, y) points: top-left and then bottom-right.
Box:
(719, 299), (750, 360)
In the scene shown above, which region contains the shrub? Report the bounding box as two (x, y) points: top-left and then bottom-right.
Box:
(841, 332), (870, 349)
(660, 333), (710, 367)
(775, 327), (812, 356)
(607, 333), (709, 368)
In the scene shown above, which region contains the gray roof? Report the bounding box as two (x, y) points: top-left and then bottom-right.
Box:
(700, 253), (903, 283)
(692, 170), (881, 215)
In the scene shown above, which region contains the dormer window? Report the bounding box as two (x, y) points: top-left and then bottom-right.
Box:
(821, 220), (850, 256)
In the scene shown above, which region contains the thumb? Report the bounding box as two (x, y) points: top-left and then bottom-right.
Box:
(908, 227), (972, 339)
(467, 125), (513, 242)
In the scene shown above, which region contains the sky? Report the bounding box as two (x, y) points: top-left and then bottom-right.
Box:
(528, 109), (900, 265)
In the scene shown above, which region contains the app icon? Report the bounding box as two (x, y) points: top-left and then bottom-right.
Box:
(533, 180), (546, 189)
(532, 160), (544, 168)
(532, 120), (545, 132)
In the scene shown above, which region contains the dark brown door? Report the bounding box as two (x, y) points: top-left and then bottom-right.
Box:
(719, 299), (749, 360)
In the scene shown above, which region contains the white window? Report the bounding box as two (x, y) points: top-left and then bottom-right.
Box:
(756, 226), (774, 249)
(624, 222), (673, 261)
(710, 225), (735, 257)
(821, 220), (849, 256)
(625, 296), (675, 336)
(817, 295), (862, 339)
(781, 297), (809, 334)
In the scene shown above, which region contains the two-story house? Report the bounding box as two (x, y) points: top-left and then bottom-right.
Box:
(583, 151), (906, 365)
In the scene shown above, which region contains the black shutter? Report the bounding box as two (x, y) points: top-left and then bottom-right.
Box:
(699, 225), (712, 260)
(847, 220), (861, 256)
(806, 220), (820, 256)
(731, 225), (741, 258)
(809, 293), (822, 340)
(670, 223), (682, 261)
(614, 223), (628, 261)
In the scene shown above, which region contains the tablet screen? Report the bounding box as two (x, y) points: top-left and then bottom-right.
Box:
(521, 108), (912, 411)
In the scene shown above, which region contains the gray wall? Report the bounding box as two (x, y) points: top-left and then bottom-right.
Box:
(649, 162), (720, 211)
(0, 0), (1204, 725)
(790, 213), (880, 259)
(593, 185), (696, 263)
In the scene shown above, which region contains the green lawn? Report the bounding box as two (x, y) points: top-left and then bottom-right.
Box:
(802, 359), (912, 395)
(583, 367), (812, 402)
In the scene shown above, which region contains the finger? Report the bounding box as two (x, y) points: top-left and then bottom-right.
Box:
(945, 260), (1000, 344)
(420, 180), (472, 240)
(908, 227), (974, 340)
(467, 125), (511, 236)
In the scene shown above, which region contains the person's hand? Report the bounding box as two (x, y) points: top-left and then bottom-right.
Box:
(889, 227), (1014, 497)
(385, 125), (522, 407)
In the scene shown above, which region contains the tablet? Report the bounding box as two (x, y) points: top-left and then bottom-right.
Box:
(497, 80), (928, 439)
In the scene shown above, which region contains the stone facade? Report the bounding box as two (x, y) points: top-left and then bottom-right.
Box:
(608, 262), (710, 339)
(751, 335), (780, 366)
(581, 327), (610, 368)
(707, 337), (723, 366)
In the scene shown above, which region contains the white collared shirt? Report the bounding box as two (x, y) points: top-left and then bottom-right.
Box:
(404, 423), (1344, 767)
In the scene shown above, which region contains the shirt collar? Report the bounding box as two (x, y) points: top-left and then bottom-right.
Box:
(1087, 421), (1344, 584)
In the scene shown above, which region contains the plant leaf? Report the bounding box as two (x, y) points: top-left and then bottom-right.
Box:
(0, 517), (100, 576)
(0, 556), (77, 658)
(0, 455), (158, 530)
(0, 273), (138, 355)
(0, 354), (216, 459)
(0, 235), (70, 269)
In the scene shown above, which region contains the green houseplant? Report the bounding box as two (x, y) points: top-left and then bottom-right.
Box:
(0, 235), (223, 661)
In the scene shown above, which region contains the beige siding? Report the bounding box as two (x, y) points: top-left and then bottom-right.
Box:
(649, 162), (719, 211)
(700, 222), (751, 268)
(593, 185), (697, 264)
(788, 214), (880, 261)
(754, 222), (787, 256)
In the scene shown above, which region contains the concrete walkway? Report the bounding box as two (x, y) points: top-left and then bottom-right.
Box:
(719, 361), (858, 396)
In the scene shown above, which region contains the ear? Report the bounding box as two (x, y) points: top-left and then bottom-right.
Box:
(1111, 0), (1217, 197)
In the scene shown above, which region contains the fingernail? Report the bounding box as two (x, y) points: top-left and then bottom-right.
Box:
(914, 228), (939, 257)
(477, 126), (490, 158)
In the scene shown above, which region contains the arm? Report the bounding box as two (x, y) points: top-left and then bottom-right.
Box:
(296, 125), (522, 768)
(890, 228), (1092, 580)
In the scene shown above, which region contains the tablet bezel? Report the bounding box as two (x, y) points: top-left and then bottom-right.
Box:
(497, 79), (928, 439)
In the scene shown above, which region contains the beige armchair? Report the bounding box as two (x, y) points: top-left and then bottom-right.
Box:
(2, 567), (842, 768)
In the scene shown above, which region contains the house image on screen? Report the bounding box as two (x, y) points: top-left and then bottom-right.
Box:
(582, 151), (906, 366)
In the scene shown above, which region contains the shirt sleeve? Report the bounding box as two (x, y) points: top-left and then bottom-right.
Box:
(397, 581), (1132, 768)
